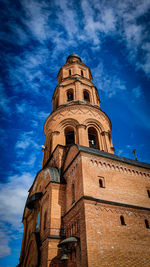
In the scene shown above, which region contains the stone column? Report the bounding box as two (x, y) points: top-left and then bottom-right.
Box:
(108, 131), (115, 154)
(76, 124), (88, 146)
(75, 80), (83, 101)
(92, 86), (96, 105)
(101, 131), (108, 152)
(105, 131), (111, 152)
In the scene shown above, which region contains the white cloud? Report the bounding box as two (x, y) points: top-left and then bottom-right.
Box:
(16, 102), (27, 114)
(7, 46), (51, 95)
(15, 131), (39, 151)
(0, 173), (33, 226)
(92, 62), (126, 97)
(132, 86), (142, 98)
(22, 0), (51, 42)
(55, 0), (78, 38)
(81, 0), (150, 76)
(0, 172), (33, 258)
(0, 81), (10, 113)
(81, 0), (102, 46)
(0, 229), (11, 258)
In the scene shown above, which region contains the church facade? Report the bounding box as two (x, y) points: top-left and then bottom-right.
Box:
(18, 54), (150, 267)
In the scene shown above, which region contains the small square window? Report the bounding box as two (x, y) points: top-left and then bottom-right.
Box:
(145, 219), (150, 229)
(98, 176), (105, 188)
(147, 189), (150, 198)
(120, 215), (126, 226)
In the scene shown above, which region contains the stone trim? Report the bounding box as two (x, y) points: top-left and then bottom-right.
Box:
(63, 195), (150, 218)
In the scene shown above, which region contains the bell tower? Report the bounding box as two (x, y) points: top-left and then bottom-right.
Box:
(18, 54), (150, 267)
(42, 53), (114, 166)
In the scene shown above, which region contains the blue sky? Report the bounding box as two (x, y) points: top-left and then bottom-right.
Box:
(0, 0), (150, 266)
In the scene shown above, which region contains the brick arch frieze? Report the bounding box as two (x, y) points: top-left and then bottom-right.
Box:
(89, 159), (150, 178)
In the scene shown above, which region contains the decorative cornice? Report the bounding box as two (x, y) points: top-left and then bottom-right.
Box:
(52, 76), (95, 99)
(76, 145), (150, 170)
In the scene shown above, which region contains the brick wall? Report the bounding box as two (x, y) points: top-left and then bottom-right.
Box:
(84, 200), (150, 267)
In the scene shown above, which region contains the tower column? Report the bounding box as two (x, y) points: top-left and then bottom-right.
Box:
(101, 131), (108, 151)
(58, 86), (64, 105)
(75, 81), (83, 101)
(76, 124), (88, 146)
(92, 86), (97, 105)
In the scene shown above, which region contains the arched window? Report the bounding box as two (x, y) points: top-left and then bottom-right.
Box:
(145, 219), (150, 229)
(83, 90), (90, 102)
(88, 127), (99, 149)
(81, 70), (83, 76)
(120, 215), (126, 226)
(43, 211), (47, 231)
(35, 212), (40, 232)
(67, 90), (73, 101)
(65, 127), (75, 145)
(72, 184), (75, 204)
(69, 69), (71, 76)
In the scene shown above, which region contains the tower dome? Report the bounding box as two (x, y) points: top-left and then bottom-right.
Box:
(66, 53), (82, 63)
(67, 53), (82, 62)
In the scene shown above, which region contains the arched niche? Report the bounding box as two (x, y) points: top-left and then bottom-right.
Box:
(84, 119), (104, 150)
(65, 126), (75, 146)
(88, 127), (99, 149)
(84, 118), (112, 152)
(83, 90), (90, 102)
(59, 118), (79, 145)
(67, 89), (74, 101)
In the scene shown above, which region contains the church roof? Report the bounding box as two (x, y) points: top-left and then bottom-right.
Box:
(74, 145), (150, 170)
(47, 167), (60, 183)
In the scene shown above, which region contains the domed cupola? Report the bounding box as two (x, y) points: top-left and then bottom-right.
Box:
(66, 53), (82, 63)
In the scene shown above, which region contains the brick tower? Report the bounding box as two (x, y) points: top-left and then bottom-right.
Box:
(18, 54), (150, 267)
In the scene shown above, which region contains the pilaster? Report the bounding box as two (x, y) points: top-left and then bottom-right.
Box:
(76, 124), (88, 146)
